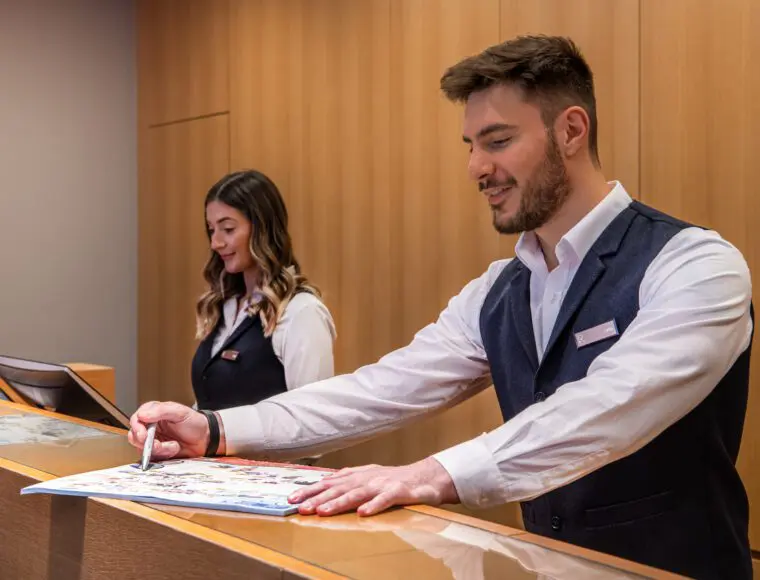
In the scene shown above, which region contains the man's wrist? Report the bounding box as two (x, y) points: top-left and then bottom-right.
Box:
(215, 411), (226, 455)
(198, 409), (221, 456)
(421, 456), (460, 505)
(432, 438), (508, 508)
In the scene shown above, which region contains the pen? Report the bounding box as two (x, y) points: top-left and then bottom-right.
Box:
(140, 423), (157, 471)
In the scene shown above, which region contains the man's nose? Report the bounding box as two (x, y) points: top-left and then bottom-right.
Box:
(468, 150), (495, 182)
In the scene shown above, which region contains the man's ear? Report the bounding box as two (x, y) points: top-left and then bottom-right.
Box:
(555, 106), (590, 159)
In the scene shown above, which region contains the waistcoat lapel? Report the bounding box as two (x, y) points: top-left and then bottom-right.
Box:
(509, 262), (539, 371)
(540, 206), (636, 364)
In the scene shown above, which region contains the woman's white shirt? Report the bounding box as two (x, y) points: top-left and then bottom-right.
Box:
(211, 292), (336, 390)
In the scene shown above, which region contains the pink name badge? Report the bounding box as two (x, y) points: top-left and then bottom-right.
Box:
(574, 320), (619, 349)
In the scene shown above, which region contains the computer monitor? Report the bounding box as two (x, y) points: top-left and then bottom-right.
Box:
(0, 355), (130, 429)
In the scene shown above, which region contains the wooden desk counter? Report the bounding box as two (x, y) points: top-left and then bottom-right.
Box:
(0, 402), (680, 579)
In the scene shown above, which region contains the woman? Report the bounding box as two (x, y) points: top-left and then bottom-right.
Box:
(191, 169), (335, 412)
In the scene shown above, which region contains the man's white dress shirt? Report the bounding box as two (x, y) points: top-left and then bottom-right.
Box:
(218, 182), (753, 508)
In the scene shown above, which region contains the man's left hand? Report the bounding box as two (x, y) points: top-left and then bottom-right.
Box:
(288, 457), (460, 516)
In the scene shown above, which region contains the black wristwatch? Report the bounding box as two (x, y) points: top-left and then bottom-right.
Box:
(198, 409), (220, 457)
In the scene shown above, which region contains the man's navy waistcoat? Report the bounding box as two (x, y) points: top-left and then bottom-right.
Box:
(480, 201), (752, 579)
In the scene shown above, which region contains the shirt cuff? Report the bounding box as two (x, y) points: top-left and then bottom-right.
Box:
(216, 405), (266, 456)
(433, 435), (509, 509)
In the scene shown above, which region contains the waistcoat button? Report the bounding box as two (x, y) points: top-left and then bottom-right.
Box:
(534, 391), (546, 402)
(550, 515), (562, 531)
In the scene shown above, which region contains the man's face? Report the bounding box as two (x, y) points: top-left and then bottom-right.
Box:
(462, 84), (571, 234)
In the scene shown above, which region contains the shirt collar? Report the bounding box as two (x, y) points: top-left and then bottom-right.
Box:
(514, 181), (633, 273)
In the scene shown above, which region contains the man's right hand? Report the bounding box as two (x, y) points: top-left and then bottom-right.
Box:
(127, 401), (210, 460)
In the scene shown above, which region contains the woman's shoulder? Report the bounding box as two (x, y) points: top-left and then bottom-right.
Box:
(285, 291), (329, 312)
(279, 292), (336, 337)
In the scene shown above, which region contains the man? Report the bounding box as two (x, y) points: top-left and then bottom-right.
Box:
(129, 35), (753, 579)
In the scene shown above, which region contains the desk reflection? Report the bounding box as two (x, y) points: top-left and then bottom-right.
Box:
(158, 505), (648, 579)
(396, 523), (646, 579)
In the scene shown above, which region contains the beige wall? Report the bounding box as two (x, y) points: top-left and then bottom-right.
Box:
(0, 0), (137, 411)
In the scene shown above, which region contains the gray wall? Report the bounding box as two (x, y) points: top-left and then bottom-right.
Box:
(0, 0), (137, 411)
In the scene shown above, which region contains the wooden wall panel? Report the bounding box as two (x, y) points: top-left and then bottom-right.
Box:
(230, 0), (396, 373)
(499, 0), (640, 198)
(137, 0), (230, 126)
(641, 0), (760, 546)
(393, 0), (504, 338)
(138, 115), (230, 405)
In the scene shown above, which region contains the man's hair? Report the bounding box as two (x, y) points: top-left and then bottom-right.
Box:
(440, 35), (599, 166)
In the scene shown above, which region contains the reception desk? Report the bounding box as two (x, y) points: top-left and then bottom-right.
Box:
(0, 401), (680, 579)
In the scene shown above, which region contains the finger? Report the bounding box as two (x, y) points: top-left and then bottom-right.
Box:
(317, 486), (376, 516)
(129, 412), (148, 444)
(357, 490), (401, 516)
(150, 439), (180, 460)
(288, 480), (332, 504)
(127, 428), (138, 447)
(298, 487), (354, 515)
(137, 401), (192, 425)
(297, 486), (349, 515)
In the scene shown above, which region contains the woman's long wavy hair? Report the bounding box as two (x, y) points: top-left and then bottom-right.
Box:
(195, 170), (321, 340)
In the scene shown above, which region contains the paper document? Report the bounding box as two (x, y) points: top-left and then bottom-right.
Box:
(0, 413), (106, 445)
(21, 457), (332, 516)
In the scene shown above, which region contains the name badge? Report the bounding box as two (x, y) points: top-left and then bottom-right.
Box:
(574, 320), (619, 349)
(221, 350), (240, 361)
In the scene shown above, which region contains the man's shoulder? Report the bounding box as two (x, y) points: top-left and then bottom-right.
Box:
(659, 226), (749, 268)
(629, 201), (704, 231)
(482, 258), (517, 289)
(462, 258), (525, 301)
(448, 258), (516, 308)
(626, 203), (749, 267)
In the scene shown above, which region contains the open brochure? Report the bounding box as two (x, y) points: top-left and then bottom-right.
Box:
(20, 457), (333, 516)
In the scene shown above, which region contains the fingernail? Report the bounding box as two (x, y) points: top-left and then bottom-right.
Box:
(301, 501), (312, 510)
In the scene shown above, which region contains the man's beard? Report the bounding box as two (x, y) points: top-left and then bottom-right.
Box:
(492, 134), (571, 235)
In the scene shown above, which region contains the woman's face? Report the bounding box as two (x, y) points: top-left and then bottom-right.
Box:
(205, 200), (255, 274)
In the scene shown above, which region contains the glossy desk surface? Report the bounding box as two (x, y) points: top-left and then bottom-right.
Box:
(0, 402), (680, 579)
